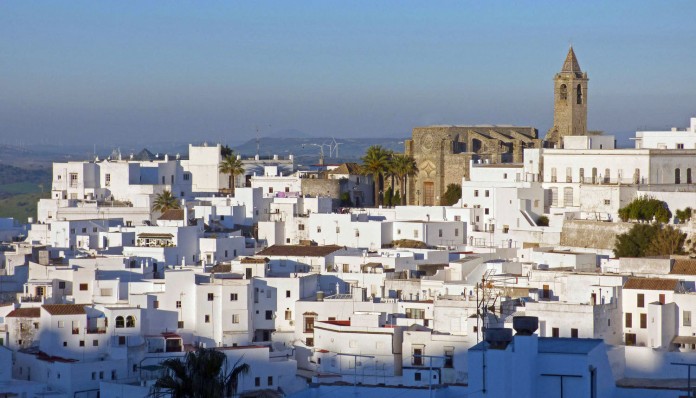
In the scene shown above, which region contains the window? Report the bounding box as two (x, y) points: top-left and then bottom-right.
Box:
(93, 340), (99, 347)
(355, 230), (360, 237)
(183, 173), (190, 181)
(58, 321), (64, 328)
(232, 314), (240, 324)
(634, 168), (641, 184)
(153, 300), (159, 309)
(317, 226), (321, 233)
(455, 228), (459, 237)
(484, 208), (489, 215)
(412, 346), (424, 366)
(566, 167), (572, 183)
(415, 372), (422, 381)
(678, 143), (685, 149)
(640, 313), (647, 329)
(563, 187), (573, 207)
(685, 311), (692, 327)
(176, 301), (182, 308)
(551, 168), (557, 183)
(285, 310), (292, 320)
(438, 229), (443, 237)
(637, 294), (645, 308)
(571, 328), (578, 338)
(579, 168), (585, 182)
(552, 327), (559, 337)
(268, 187), (273, 193)
(118, 336), (126, 345)
(474, 190), (479, 197)
(559, 84), (567, 101)
(689, 169), (693, 184)
(126, 316), (135, 328)
(58, 281), (65, 289)
(92, 372), (96, 380)
(255, 377), (261, 387)
(205, 315), (210, 323)
(115, 316), (125, 328)
(304, 317), (315, 332)
(576, 84), (583, 104)
(335, 226), (340, 233)
(79, 340), (85, 347)
(82, 227), (87, 233)
(208, 293), (214, 301)
(99, 371), (104, 380)
(69, 173), (78, 187)
(484, 190), (489, 197)
(604, 199), (611, 205)
(659, 294), (665, 305)
(63, 341), (67, 347)
(286, 290), (291, 298)
(306, 337), (314, 346)
(444, 347), (454, 368)
(604, 168), (610, 183)
(268, 376), (273, 386)
(265, 310), (273, 320)
(105, 174), (111, 186)
(625, 313), (632, 328)
(230, 293), (238, 301)
(413, 230), (419, 238)
(79, 283), (88, 291)
(551, 188), (558, 206)
(111, 370), (116, 380)
(298, 224), (305, 231)
(676, 168), (681, 184)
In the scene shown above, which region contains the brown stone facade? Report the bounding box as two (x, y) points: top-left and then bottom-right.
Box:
(545, 47), (589, 148)
(405, 125), (540, 205)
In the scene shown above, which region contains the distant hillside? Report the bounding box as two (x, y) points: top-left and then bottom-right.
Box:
(233, 137), (407, 165)
(0, 163), (51, 223)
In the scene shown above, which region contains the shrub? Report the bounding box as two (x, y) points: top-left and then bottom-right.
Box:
(618, 196), (671, 223)
(536, 215), (549, 227)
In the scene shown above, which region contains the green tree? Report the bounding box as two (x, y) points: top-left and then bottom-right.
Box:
(152, 190), (180, 213)
(339, 192), (353, 207)
(218, 154), (245, 196)
(221, 145), (233, 157)
(361, 145), (391, 207)
(149, 348), (249, 398)
(645, 225), (686, 256)
(536, 215), (549, 227)
(675, 207), (693, 224)
(392, 190), (401, 207)
(384, 187), (394, 207)
(390, 154), (418, 205)
(441, 183), (462, 206)
(618, 196), (672, 223)
(613, 223), (686, 258)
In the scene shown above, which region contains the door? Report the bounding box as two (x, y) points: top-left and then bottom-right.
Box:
(625, 333), (636, 346)
(423, 182), (435, 206)
(591, 293), (597, 305)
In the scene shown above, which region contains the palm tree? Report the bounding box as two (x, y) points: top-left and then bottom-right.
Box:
(150, 348), (250, 398)
(361, 145), (391, 207)
(391, 154), (418, 205)
(219, 153), (245, 196)
(152, 190), (180, 213)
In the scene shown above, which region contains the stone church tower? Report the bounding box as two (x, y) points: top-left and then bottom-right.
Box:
(545, 47), (588, 148)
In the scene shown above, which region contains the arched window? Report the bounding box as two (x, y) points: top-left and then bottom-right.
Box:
(560, 84), (568, 101)
(604, 168), (610, 184)
(577, 84), (583, 104)
(592, 168), (598, 184)
(115, 316), (124, 328)
(688, 168), (692, 184)
(126, 316), (136, 328)
(634, 168), (641, 184)
(675, 168), (681, 184)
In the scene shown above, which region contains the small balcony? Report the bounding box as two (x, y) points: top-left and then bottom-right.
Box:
(20, 295), (44, 303)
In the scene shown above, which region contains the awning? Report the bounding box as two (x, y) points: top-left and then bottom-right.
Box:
(672, 336), (696, 345)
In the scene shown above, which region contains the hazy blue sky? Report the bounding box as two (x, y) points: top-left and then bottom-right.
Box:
(2, 1), (696, 145)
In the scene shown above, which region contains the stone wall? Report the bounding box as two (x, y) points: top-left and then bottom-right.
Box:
(301, 179), (341, 199)
(560, 220), (633, 250)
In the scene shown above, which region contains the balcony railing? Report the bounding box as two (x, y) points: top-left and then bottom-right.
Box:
(87, 328), (107, 334)
(20, 295), (44, 303)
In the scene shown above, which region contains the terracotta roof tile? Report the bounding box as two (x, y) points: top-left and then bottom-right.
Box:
(158, 209), (184, 221)
(671, 259), (696, 275)
(42, 304), (86, 316)
(624, 277), (679, 291)
(328, 163), (362, 175)
(256, 245), (343, 257)
(7, 308), (40, 318)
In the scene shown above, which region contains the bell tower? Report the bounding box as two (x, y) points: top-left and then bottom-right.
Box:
(545, 47), (588, 148)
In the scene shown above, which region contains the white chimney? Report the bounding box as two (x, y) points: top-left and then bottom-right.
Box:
(182, 199), (188, 226)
